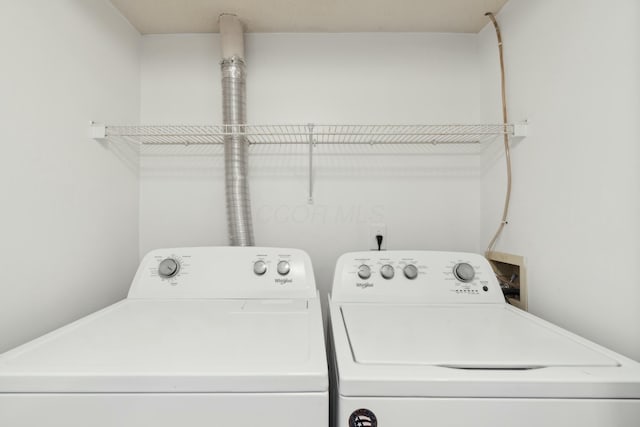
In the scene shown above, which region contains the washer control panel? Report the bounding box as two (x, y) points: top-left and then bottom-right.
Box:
(331, 251), (504, 304)
(128, 247), (316, 299)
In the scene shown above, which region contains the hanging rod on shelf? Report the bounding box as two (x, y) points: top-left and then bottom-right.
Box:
(89, 122), (527, 146)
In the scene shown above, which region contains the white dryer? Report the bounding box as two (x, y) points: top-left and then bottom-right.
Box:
(328, 251), (640, 427)
(0, 247), (327, 427)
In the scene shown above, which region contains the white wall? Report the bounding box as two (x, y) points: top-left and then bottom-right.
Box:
(139, 33), (483, 298)
(0, 1), (141, 352)
(479, 0), (640, 359)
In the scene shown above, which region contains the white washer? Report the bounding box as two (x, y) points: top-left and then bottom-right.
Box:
(328, 251), (640, 427)
(0, 247), (327, 427)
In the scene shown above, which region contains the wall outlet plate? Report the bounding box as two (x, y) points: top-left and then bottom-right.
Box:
(369, 223), (387, 250)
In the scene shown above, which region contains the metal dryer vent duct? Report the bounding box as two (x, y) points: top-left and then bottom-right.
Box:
(219, 14), (254, 246)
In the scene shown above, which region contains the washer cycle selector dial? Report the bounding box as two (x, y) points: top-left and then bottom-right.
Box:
(380, 264), (395, 280)
(158, 258), (180, 278)
(403, 264), (418, 280)
(277, 261), (291, 276)
(253, 260), (267, 276)
(453, 262), (475, 283)
(357, 265), (371, 280)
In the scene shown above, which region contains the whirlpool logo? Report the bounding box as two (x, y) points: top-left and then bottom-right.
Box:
(349, 408), (377, 427)
(356, 282), (373, 289)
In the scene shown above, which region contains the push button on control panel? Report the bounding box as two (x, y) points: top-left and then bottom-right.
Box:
(403, 264), (418, 280)
(357, 265), (371, 280)
(380, 264), (395, 280)
(277, 260), (291, 276)
(253, 260), (267, 276)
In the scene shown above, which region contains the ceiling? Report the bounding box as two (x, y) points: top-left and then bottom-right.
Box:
(109, 0), (508, 34)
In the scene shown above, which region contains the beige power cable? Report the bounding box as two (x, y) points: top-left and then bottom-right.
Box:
(485, 12), (513, 254)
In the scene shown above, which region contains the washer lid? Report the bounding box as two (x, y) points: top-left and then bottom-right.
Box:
(0, 299), (327, 393)
(341, 304), (618, 368)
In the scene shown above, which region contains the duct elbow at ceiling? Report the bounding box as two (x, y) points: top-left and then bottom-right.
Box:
(219, 13), (254, 247)
(219, 13), (245, 61)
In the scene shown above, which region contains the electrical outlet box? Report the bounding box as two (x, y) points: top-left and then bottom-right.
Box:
(486, 251), (527, 311)
(369, 223), (387, 251)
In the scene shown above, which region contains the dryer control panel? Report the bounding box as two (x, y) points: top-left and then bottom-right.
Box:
(128, 247), (317, 299)
(331, 251), (504, 304)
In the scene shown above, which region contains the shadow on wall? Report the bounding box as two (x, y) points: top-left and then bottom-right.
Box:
(137, 143), (483, 179)
(70, 0), (140, 47)
(99, 137), (140, 175)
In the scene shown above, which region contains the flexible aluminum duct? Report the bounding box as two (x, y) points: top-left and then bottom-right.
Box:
(220, 14), (254, 246)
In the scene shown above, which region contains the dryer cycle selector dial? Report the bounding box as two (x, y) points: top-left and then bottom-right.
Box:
(403, 264), (418, 280)
(253, 260), (267, 276)
(453, 262), (475, 283)
(357, 265), (371, 280)
(277, 261), (291, 276)
(380, 264), (395, 280)
(158, 258), (180, 278)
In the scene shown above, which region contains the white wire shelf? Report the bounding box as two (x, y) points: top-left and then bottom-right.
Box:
(91, 121), (527, 203)
(91, 123), (526, 145)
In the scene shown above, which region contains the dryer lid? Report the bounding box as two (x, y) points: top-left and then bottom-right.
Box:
(0, 299), (327, 393)
(341, 304), (619, 369)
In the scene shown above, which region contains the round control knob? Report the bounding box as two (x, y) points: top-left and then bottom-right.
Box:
(380, 264), (395, 280)
(253, 260), (267, 276)
(277, 260), (291, 276)
(357, 265), (371, 280)
(403, 264), (418, 280)
(453, 262), (475, 283)
(158, 258), (180, 278)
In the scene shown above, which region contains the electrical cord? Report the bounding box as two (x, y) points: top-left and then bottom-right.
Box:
(496, 272), (519, 287)
(485, 12), (513, 255)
